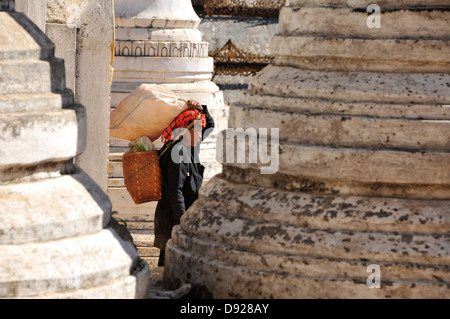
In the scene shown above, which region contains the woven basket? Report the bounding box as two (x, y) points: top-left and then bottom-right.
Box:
(122, 150), (162, 204)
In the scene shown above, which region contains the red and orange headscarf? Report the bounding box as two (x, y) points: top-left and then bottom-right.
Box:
(162, 109), (206, 143)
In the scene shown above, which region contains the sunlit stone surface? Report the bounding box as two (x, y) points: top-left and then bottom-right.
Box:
(163, 0), (450, 298)
(0, 7), (148, 298)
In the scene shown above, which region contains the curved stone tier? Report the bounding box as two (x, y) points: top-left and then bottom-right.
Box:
(164, 1), (450, 298)
(114, 0), (200, 30)
(290, 0), (450, 7)
(0, 11), (148, 298)
(279, 6), (450, 40)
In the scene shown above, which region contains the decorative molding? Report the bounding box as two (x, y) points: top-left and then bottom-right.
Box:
(210, 39), (274, 76)
(204, 0), (286, 17)
(115, 40), (209, 58)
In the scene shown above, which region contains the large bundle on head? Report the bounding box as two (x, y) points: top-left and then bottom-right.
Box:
(110, 84), (188, 141)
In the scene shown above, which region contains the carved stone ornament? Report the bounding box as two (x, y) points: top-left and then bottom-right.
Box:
(115, 40), (209, 58)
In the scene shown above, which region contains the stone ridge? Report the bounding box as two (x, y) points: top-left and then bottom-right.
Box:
(290, 0), (450, 8)
(279, 7), (450, 40)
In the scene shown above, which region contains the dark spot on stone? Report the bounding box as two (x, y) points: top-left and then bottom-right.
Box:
(433, 275), (444, 283)
(302, 237), (315, 245)
(401, 234), (413, 243)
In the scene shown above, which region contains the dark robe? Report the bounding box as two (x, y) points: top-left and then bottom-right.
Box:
(153, 105), (215, 250)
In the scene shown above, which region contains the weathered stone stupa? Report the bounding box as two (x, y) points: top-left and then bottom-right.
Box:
(0, 4), (149, 298)
(164, 0), (450, 298)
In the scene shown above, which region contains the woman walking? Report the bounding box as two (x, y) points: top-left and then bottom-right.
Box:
(154, 100), (215, 266)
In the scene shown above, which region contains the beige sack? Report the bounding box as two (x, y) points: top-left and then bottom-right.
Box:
(110, 84), (187, 141)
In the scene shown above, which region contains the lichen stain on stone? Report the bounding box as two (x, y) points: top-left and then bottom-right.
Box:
(293, 234), (303, 243)
(401, 234), (413, 243)
(302, 237), (315, 245)
(245, 224), (290, 241)
(363, 210), (394, 219)
(325, 210), (338, 219)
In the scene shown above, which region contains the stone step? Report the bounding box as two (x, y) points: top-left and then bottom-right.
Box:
(249, 65), (450, 105)
(109, 152), (125, 162)
(0, 57), (66, 95)
(113, 69), (214, 85)
(0, 90), (74, 113)
(179, 205), (449, 267)
(109, 146), (129, 154)
(0, 104), (86, 170)
(170, 227), (449, 284)
(229, 104), (450, 151)
(141, 256), (159, 269)
(239, 92), (450, 121)
(166, 236), (449, 299)
(290, 0), (450, 9)
(125, 221), (155, 231)
(109, 177), (125, 187)
(0, 171), (111, 245)
(110, 206), (156, 215)
(198, 177), (450, 236)
(129, 230), (156, 247)
(25, 263), (150, 299)
(221, 137), (450, 194)
(280, 6), (450, 40)
(137, 246), (159, 258)
(0, 229), (138, 298)
(0, 12), (55, 61)
(107, 160), (124, 178)
(272, 36), (450, 73)
(113, 212), (155, 223)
